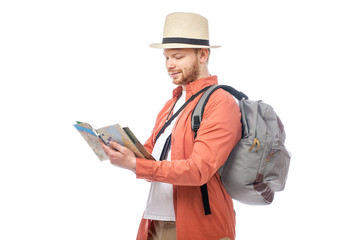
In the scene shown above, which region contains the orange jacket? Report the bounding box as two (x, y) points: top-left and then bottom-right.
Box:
(136, 76), (242, 240)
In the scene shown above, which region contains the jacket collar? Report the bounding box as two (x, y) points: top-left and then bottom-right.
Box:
(185, 75), (218, 101)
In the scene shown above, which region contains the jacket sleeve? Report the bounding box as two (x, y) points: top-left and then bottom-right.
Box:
(136, 90), (242, 186)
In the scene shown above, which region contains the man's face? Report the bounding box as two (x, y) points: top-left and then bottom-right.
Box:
(163, 48), (200, 85)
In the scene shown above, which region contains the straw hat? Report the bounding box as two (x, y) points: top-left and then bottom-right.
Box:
(149, 12), (220, 49)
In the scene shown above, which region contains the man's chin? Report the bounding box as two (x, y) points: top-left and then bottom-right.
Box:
(172, 77), (185, 86)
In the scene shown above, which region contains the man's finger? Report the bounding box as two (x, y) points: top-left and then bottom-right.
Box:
(99, 140), (113, 154)
(99, 140), (106, 148)
(109, 141), (123, 152)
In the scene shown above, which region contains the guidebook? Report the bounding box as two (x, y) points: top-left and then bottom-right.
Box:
(74, 121), (154, 161)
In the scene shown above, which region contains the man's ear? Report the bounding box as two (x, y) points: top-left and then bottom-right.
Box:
(199, 48), (209, 64)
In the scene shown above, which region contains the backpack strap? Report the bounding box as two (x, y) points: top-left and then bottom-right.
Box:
(155, 85), (213, 143)
(192, 85), (248, 132)
(153, 85), (213, 215)
(191, 84), (248, 215)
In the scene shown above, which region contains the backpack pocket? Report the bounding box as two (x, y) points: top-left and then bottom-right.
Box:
(262, 142), (291, 192)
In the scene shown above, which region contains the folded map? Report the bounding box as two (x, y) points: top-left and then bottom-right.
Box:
(74, 121), (154, 161)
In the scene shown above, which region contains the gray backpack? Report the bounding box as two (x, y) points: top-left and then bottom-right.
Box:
(191, 85), (291, 212)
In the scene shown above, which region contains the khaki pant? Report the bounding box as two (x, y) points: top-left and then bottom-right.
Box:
(149, 221), (176, 240)
(148, 220), (231, 240)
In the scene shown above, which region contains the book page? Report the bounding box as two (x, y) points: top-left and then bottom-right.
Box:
(74, 122), (108, 161)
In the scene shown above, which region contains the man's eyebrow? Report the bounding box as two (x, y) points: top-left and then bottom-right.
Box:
(163, 51), (183, 57)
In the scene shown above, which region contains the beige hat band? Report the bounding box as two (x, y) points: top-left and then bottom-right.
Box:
(162, 37), (209, 46)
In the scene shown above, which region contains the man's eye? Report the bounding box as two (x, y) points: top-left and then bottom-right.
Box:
(175, 56), (183, 59)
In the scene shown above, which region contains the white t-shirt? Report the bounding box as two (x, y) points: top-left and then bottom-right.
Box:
(143, 91), (185, 221)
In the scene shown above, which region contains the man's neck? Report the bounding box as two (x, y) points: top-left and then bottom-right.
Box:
(182, 73), (211, 90)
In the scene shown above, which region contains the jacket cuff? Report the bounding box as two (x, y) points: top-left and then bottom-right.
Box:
(136, 158), (155, 180)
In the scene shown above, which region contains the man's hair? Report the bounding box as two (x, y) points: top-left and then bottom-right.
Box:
(193, 48), (211, 63)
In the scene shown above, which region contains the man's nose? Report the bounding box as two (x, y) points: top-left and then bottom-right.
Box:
(166, 59), (175, 70)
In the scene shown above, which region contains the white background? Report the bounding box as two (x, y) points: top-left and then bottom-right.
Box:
(1, 0), (359, 239)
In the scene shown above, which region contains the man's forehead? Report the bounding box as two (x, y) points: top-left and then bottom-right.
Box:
(163, 48), (193, 55)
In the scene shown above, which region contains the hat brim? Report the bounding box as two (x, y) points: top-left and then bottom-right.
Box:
(149, 43), (221, 49)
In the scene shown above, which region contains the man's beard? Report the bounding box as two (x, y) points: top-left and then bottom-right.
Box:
(171, 60), (200, 85)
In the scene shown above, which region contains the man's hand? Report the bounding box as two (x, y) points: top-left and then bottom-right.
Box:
(100, 141), (136, 173)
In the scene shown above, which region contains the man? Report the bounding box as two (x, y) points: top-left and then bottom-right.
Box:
(101, 12), (242, 240)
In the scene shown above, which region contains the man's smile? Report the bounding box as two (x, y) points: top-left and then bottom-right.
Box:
(169, 71), (181, 78)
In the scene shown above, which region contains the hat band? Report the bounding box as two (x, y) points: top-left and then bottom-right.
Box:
(162, 37), (209, 46)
